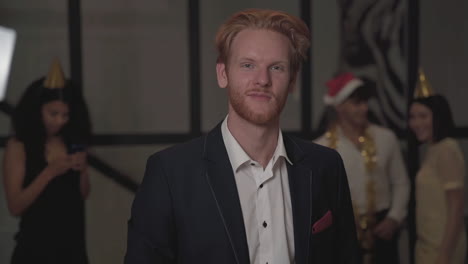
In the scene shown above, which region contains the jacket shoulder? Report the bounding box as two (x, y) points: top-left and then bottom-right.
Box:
(286, 135), (343, 169)
(147, 135), (205, 166)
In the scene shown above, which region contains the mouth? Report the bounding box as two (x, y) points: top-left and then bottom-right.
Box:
(413, 130), (426, 138)
(246, 91), (272, 101)
(49, 126), (62, 132)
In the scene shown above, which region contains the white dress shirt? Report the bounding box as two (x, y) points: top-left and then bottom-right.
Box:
(315, 124), (409, 222)
(221, 117), (295, 264)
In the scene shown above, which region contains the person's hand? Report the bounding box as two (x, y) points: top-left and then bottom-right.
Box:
(46, 155), (73, 178)
(373, 217), (399, 240)
(70, 152), (87, 172)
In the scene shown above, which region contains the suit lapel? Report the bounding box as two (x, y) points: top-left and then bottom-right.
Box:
(203, 124), (250, 264)
(284, 135), (313, 264)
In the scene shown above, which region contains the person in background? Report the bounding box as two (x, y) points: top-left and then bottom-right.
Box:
(125, 9), (359, 264)
(409, 71), (466, 264)
(2, 59), (92, 264)
(315, 72), (410, 264)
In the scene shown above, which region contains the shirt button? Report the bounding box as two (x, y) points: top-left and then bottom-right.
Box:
(263, 221), (267, 228)
(259, 184), (263, 188)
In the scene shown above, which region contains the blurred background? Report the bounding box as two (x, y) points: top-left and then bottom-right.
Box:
(0, 0), (467, 263)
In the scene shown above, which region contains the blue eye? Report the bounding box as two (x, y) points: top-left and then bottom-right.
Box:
(241, 63), (254, 69)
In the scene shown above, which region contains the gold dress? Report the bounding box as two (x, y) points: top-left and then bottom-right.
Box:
(415, 138), (466, 264)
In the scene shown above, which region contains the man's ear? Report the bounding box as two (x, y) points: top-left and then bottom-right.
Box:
(216, 63), (228, 88)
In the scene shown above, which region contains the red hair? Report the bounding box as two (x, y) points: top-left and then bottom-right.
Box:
(215, 9), (310, 77)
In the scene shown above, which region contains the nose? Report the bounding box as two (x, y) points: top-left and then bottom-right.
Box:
(358, 101), (369, 112)
(255, 67), (271, 87)
(409, 118), (420, 129)
(56, 116), (67, 126)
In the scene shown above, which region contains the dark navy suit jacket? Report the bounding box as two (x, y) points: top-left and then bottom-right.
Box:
(125, 123), (359, 263)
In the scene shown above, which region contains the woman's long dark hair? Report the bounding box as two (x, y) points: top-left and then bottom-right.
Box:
(410, 94), (455, 143)
(12, 77), (92, 156)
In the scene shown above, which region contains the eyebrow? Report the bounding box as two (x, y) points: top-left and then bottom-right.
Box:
(237, 57), (289, 65)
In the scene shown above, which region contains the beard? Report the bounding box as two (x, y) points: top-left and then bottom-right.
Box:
(228, 86), (288, 126)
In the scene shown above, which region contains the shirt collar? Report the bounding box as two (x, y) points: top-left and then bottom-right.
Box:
(275, 131), (293, 166)
(221, 116), (292, 172)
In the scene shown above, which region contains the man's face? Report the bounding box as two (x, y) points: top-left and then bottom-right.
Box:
(216, 29), (294, 126)
(336, 98), (369, 128)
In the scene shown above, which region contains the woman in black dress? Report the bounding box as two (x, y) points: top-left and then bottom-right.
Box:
(3, 60), (92, 264)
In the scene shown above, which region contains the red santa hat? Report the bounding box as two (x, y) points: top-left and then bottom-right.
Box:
(323, 72), (363, 106)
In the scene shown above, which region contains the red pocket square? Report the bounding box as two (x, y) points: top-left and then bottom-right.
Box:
(312, 210), (333, 234)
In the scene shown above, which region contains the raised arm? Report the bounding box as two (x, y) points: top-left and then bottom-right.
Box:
(70, 150), (91, 199)
(3, 138), (72, 216)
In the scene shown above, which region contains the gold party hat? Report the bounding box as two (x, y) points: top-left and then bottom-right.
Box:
(43, 58), (66, 89)
(414, 68), (435, 98)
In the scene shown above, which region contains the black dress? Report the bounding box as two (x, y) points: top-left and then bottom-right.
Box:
(11, 144), (88, 264)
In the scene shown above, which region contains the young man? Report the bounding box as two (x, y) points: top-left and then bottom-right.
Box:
(125, 9), (358, 264)
(315, 72), (410, 264)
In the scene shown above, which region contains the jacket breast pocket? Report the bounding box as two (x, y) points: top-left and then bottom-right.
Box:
(310, 211), (335, 262)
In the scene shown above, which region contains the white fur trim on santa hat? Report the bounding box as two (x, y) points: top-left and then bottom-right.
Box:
(323, 79), (363, 106)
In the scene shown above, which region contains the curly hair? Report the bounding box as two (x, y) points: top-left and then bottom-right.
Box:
(12, 77), (92, 153)
(215, 9), (310, 78)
